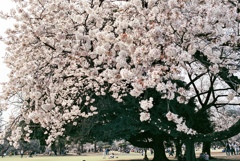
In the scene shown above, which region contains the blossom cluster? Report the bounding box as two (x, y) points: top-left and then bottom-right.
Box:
(166, 111), (197, 135)
(139, 97), (154, 121)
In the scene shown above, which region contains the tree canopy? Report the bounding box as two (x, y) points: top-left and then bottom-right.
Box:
(0, 0), (240, 161)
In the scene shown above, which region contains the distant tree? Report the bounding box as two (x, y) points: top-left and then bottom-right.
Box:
(18, 139), (41, 155)
(0, 137), (9, 157)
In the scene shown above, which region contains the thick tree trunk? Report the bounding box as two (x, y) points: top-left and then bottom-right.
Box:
(152, 140), (169, 161)
(202, 142), (211, 158)
(185, 140), (196, 161)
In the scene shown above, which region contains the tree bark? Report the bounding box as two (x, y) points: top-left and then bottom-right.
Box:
(94, 141), (97, 152)
(174, 140), (182, 159)
(202, 142), (211, 158)
(143, 148), (149, 161)
(81, 144), (84, 153)
(152, 140), (169, 161)
(185, 140), (196, 161)
(77, 142), (81, 155)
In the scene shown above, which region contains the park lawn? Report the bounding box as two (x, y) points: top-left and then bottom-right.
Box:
(0, 156), (239, 161)
(0, 154), (153, 161)
(212, 155), (240, 161)
(1, 151), (240, 161)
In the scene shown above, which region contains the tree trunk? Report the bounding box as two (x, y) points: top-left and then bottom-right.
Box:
(202, 142), (211, 158)
(77, 142), (81, 155)
(174, 140), (182, 159)
(143, 148), (149, 161)
(152, 140), (169, 161)
(185, 140), (196, 161)
(81, 144), (84, 153)
(94, 141), (97, 152)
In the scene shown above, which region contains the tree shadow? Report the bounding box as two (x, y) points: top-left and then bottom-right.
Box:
(113, 159), (239, 161)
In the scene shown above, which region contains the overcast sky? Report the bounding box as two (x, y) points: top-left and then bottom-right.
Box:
(0, 1), (15, 85)
(0, 1), (15, 122)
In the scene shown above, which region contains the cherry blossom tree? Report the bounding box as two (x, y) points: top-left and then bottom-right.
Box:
(0, 0), (240, 161)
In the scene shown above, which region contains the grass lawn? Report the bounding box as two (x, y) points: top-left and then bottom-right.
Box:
(0, 155), (147, 161)
(1, 150), (240, 161)
(0, 153), (150, 161)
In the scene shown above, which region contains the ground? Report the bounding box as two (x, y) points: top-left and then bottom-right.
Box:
(1, 149), (239, 161)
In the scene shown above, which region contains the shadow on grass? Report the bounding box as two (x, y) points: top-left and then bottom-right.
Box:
(210, 159), (240, 161)
(113, 160), (144, 161)
(113, 159), (239, 161)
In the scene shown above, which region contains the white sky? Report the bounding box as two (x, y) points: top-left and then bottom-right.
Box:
(0, 1), (15, 84)
(0, 0), (16, 122)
